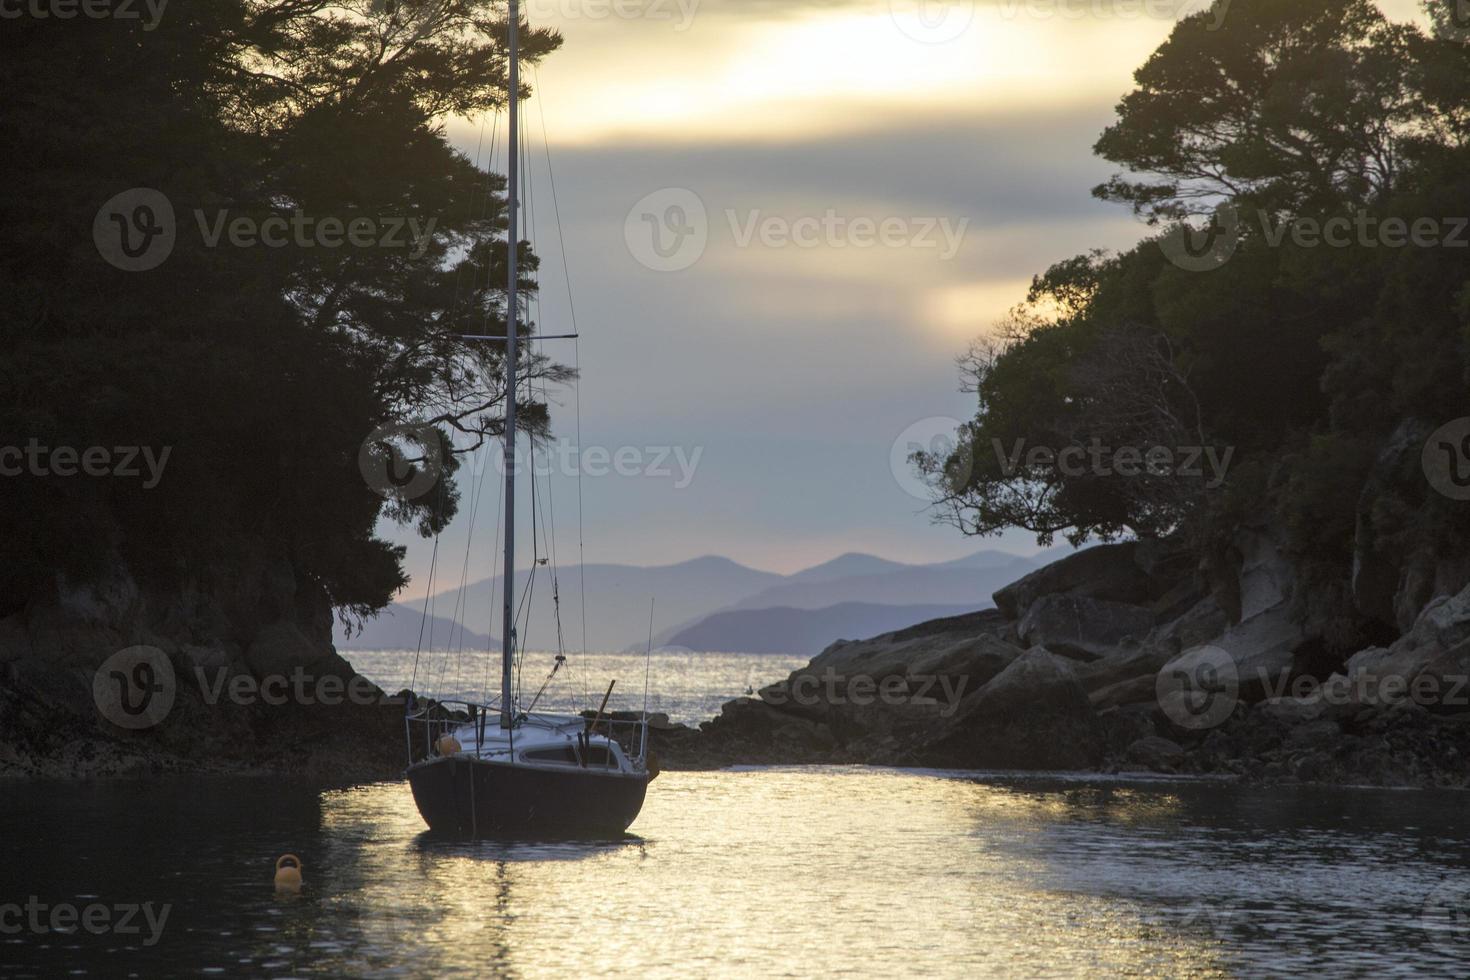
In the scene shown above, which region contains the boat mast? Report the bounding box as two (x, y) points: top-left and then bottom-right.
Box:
(500, 0), (520, 731)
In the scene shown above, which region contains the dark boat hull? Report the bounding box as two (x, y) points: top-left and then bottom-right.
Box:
(407, 756), (650, 838)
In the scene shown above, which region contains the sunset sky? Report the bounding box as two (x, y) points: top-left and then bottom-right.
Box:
(389, 0), (1429, 594)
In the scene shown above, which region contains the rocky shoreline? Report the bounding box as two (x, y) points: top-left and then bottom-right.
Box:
(6, 531), (1470, 789)
(0, 557), (406, 783)
(653, 533), (1470, 789)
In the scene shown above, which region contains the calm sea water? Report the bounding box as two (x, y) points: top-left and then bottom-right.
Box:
(5, 653), (1470, 977)
(344, 649), (811, 726)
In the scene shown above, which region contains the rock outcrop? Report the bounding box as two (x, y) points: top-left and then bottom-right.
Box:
(0, 556), (402, 781)
(1018, 594), (1154, 662)
(927, 648), (1103, 769)
(664, 532), (1470, 788)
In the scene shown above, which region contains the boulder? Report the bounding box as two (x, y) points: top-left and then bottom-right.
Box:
(243, 622), (331, 680)
(182, 644), (235, 672)
(0, 615), (30, 664)
(1283, 719), (1341, 751)
(1074, 642), (1175, 694)
(1343, 584), (1470, 709)
(709, 697), (838, 757)
(1158, 525), (1306, 702)
(992, 543), (1153, 620)
(1149, 578), (1210, 625)
(1387, 552), (1470, 640)
(1099, 703), (1159, 757)
(1069, 597), (1228, 701)
(1234, 524), (1295, 622)
(1215, 601), (1306, 694)
(1156, 597), (1305, 710)
(1346, 421), (1470, 633)
(1017, 594), (1154, 661)
(1089, 674), (1158, 711)
(1124, 735), (1184, 771)
(1350, 420), (1429, 628)
(1151, 595), (1230, 656)
(55, 566), (141, 628)
(764, 611), (1021, 725)
(907, 633), (1022, 688)
(924, 648), (1103, 770)
(1255, 695), (1326, 727)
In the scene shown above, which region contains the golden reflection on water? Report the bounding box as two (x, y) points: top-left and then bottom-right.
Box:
(302, 770), (1228, 978)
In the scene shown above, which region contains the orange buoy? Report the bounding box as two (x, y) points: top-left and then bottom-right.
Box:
(274, 854), (303, 893)
(436, 734), (462, 756)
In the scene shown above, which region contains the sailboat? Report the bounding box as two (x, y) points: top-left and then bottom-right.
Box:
(403, 0), (654, 838)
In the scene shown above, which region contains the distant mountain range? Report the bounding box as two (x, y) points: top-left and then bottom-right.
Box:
(337, 548), (1063, 656)
(662, 602), (982, 656)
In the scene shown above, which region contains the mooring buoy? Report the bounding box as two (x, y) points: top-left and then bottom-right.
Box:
(274, 854), (303, 893)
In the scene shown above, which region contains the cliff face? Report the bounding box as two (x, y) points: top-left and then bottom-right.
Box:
(672, 531), (1470, 786)
(0, 555), (402, 781)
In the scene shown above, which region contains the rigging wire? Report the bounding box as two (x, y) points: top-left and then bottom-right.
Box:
(431, 105), (501, 701)
(533, 63), (591, 709)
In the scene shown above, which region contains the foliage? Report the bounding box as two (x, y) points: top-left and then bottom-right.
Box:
(922, 0), (1470, 614)
(0, 1), (568, 621)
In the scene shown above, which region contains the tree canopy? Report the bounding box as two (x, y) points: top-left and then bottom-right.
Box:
(0, 1), (567, 624)
(920, 0), (1470, 633)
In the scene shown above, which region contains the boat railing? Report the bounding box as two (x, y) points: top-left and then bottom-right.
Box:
(403, 697), (499, 766)
(404, 697), (652, 772)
